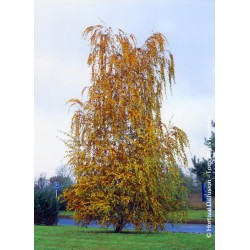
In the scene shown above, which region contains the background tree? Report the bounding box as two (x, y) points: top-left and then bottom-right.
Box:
(63, 25), (189, 232)
(35, 172), (49, 190)
(34, 173), (59, 225)
(56, 164), (74, 179)
(34, 187), (59, 225)
(179, 167), (199, 197)
(34, 167), (74, 224)
(192, 120), (215, 196)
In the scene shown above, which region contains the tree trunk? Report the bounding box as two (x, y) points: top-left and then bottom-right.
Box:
(114, 218), (125, 233)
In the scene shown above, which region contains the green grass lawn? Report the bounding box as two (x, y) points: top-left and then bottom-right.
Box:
(35, 225), (215, 250)
(59, 209), (215, 223)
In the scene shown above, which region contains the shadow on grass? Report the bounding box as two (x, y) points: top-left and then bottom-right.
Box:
(81, 229), (157, 235)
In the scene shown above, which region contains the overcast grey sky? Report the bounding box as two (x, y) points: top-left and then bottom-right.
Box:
(35, 0), (214, 178)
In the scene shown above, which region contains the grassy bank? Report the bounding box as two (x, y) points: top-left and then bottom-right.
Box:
(59, 210), (74, 217)
(186, 209), (215, 223)
(35, 225), (215, 250)
(59, 209), (215, 224)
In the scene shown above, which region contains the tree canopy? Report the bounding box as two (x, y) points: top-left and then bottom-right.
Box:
(63, 25), (189, 232)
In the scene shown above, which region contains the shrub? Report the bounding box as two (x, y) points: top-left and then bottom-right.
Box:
(34, 187), (59, 225)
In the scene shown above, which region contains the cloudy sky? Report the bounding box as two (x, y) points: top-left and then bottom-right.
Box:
(35, 0), (214, 178)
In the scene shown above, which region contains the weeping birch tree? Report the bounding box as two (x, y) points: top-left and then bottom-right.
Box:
(63, 25), (189, 232)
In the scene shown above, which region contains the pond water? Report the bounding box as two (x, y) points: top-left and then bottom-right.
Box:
(58, 218), (215, 234)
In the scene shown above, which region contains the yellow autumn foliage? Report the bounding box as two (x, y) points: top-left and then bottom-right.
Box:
(62, 25), (189, 232)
